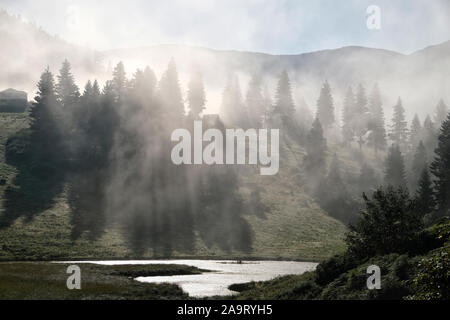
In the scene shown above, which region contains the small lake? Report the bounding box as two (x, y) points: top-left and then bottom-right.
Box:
(65, 260), (317, 297)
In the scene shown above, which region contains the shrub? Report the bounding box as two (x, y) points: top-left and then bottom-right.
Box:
(410, 247), (450, 300)
(315, 253), (358, 286)
(346, 186), (424, 260)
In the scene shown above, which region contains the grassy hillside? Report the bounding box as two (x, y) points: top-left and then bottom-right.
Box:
(229, 205), (450, 300)
(231, 243), (449, 300)
(0, 112), (346, 261)
(229, 254), (420, 300)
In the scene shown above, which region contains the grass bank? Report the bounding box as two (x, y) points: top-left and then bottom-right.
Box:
(0, 262), (206, 300)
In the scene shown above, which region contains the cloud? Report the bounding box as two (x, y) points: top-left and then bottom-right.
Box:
(0, 0), (448, 54)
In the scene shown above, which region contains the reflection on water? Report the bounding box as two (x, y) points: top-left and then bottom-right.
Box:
(64, 260), (317, 297)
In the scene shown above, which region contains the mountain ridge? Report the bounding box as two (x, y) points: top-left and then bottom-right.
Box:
(1, 8), (450, 120)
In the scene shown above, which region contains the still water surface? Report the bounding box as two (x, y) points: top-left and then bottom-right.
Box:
(65, 260), (317, 297)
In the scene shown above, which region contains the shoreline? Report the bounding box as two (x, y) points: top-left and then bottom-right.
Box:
(0, 256), (323, 263)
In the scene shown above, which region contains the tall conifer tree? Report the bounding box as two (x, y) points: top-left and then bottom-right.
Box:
(316, 80), (335, 132)
(272, 70), (295, 128)
(56, 59), (80, 108)
(389, 97), (408, 151)
(354, 84), (369, 149)
(415, 167), (435, 215)
(430, 113), (450, 217)
(304, 118), (327, 179)
(410, 141), (428, 192)
(434, 99), (449, 126)
(342, 87), (356, 145)
(367, 84), (387, 153)
(187, 71), (206, 120)
(246, 75), (265, 127)
(385, 144), (407, 189)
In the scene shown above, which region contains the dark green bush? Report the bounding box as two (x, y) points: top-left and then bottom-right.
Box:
(315, 253), (358, 286)
(410, 247), (450, 300)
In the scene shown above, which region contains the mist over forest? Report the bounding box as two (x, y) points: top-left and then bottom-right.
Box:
(2, 8), (450, 120)
(0, 1), (449, 301)
(0, 7), (450, 257)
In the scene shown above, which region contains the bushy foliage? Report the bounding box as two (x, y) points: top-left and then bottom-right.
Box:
(410, 247), (450, 300)
(346, 186), (424, 259)
(315, 253), (357, 286)
(320, 254), (418, 300)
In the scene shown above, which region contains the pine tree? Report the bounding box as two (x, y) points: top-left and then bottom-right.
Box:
(354, 84), (369, 149)
(304, 118), (327, 179)
(92, 80), (101, 97)
(129, 67), (157, 104)
(367, 84), (387, 153)
(31, 67), (59, 136)
(85, 79), (100, 103)
(159, 59), (185, 123)
(430, 112), (450, 217)
(434, 99), (449, 126)
(423, 114), (436, 133)
(389, 97), (408, 151)
(324, 153), (345, 193)
(415, 167), (435, 215)
(272, 70), (295, 127)
(129, 69), (144, 92)
(3, 67), (67, 230)
(246, 75), (265, 127)
(30, 67), (64, 165)
(316, 80), (334, 132)
(410, 141), (428, 192)
(112, 61), (127, 102)
(316, 153), (355, 223)
(75, 80), (94, 128)
(384, 144), (407, 188)
(56, 59), (80, 108)
(296, 96), (313, 132)
(83, 80), (93, 98)
(102, 80), (115, 101)
(423, 115), (438, 158)
(80, 77), (98, 124)
(100, 80), (119, 150)
(220, 74), (248, 127)
(342, 87), (356, 145)
(409, 114), (422, 150)
(143, 66), (157, 93)
(327, 153), (344, 187)
(261, 85), (272, 128)
(358, 163), (378, 193)
(187, 71), (206, 120)
(68, 74), (117, 240)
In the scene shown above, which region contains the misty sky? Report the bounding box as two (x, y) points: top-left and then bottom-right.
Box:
(1, 0), (449, 54)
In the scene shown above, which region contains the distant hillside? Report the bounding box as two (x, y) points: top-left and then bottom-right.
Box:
(1, 8), (449, 119)
(102, 42), (450, 119)
(0, 9), (100, 93)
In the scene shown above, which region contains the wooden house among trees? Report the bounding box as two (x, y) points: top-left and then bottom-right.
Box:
(0, 88), (28, 112)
